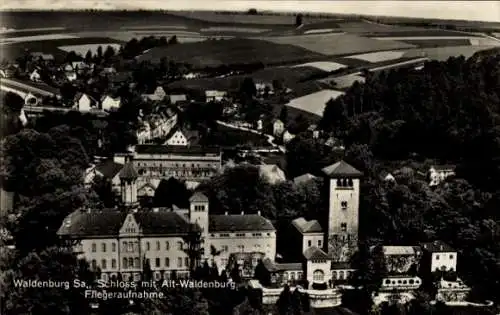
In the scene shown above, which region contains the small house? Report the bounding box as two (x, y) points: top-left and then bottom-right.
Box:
(205, 90), (227, 102)
(101, 95), (122, 111)
(30, 52), (54, 63)
(73, 93), (97, 112)
(429, 165), (456, 186)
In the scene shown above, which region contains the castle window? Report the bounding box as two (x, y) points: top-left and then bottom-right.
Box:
(313, 270), (324, 282)
(236, 233), (245, 237)
(339, 271), (345, 279)
(177, 258), (182, 267)
(308, 240), (312, 247)
(332, 271), (338, 279)
(146, 242), (150, 251)
(409, 279), (414, 284)
(102, 243), (106, 252)
(123, 258), (128, 269)
(435, 255), (440, 260)
(238, 245), (244, 252)
(91, 243), (96, 252)
(342, 179), (348, 186)
(318, 240), (322, 247)
(177, 242), (183, 250)
(185, 257), (189, 267)
(156, 241), (160, 251)
(347, 178), (353, 187)
(340, 223), (347, 232)
(222, 245), (228, 252)
(165, 257), (170, 267)
(337, 179), (342, 187)
(102, 259), (107, 269)
(123, 241), (127, 251)
(91, 259), (97, 270)
(128, 258), (133, 268)
(156, 258), (160, 267)
(165, 241), (170, 250)
(449, 254), (454, 259)
(385, 279), (391, 285)
(112, 243), (116, 252)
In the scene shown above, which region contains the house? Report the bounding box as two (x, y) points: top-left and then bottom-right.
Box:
(93, 159), (125, 193)
(101, 95), (122, 111)
(30, 52), (54, 63)
(256, 119), (263, 131)
(272, 119), (285, 137)
(293, 173), (317, 185)
(164, 128), (199, 146)
(73, 93), (97, 112)
(29, 69), (41, 82)
(65, 71), (77, 82)
(62, 63), (73, 72)
(255, 82), (274, 96)
(142, 86), (167, 102)
(420, 241), (457, 273)
(429, 165), (456, 186)
(137, 182), (156, 199)
(205, 90), (227, 102)
(71, 61), (91, 73)
(169, 94), (187, 104)
(282, 130), (296, 144)
(58, 163), (276, 282)
(308, 124), (320, 139)
(258, 164), (286, 185)
(291, 217), (324, 260)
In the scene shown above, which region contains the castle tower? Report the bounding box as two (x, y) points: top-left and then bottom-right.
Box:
(119, 155), (139, 208)
(321, 160), (363, 262)
(189, 192), (210, 260)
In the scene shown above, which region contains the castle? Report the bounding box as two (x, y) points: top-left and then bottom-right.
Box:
(58, 158), (363, 289)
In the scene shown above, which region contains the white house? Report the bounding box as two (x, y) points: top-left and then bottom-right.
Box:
(429, 165), (455, 186)
(165, 130), (188, 146)
(169, 94), (187, 104)
(73, 93), (95, 112)
(421, 241), (457, 273)
(142, 87), (167, 102)
(29, 69), (41, 82)
(283, 130), (296, 144)
(101, 95), (122, 111)
(272, 119), (285, 137)
(205, 90), (227, 102)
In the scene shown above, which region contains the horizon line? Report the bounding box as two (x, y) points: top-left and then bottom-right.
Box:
(0, 8), (499, 24)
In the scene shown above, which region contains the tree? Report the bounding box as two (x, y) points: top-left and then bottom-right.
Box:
(103, 45), (116, 61)
(183, 224), (204, 272)
(153, 177), (190, 208)
(96, 46), (103, 59)
(143, 256), (153, 282)
(247, 8), (258, 15)
(240, 77), (257, 99)
(277, 285), (293, 315)
(295, 14), (303, 27)
(84, 50), (92, 63)
(279, 106), (289, 125)
(254, 259), (270, 286)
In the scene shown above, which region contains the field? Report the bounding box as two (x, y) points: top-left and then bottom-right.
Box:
(1, 37), (124, 61)
(136, 38), (326, 68)
(318, 74), (366, 90)
(347, 50), (407, 63)
(255, 33), (416, 56)
(363, 30), (480, 37)
(59, 43), (122, 56)
(167, 11), (332, 25)
(291, 61), (347, 72)
(403, 45), (500, 61)
(396, 39), (472, 48)
(286, 89), (345, 117)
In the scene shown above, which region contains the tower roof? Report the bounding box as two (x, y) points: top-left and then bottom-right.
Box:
(119, 162), (138, 180)
(189, 192), (208, 203)
(321, 160), (363, 178)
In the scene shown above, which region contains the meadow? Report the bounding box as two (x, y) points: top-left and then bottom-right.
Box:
(256, 33), (416, 56)
(347, 50), (407, 63)
(136, 38), (326, 68)
(403, 45), (500, 61)
(1, 37), (124, 61)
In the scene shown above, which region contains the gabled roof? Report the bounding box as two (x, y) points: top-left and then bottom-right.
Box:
(421, 241), (455, 253)
(382, 246), (418, 256)
(189, 192), (208, 203)
(304, 246), (330, 261)
(293, 173), (317, 185)
(292, 217), (323, 234)
(321, 160), (363, 178)
(209, 214), (275, 232)
(95, 159), (123, 179)
(138, 182), (156, 191)
(119, 162), (138, 180)
(57, 210), (196, 237)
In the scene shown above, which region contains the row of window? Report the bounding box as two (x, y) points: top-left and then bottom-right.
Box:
(282, 271), (304, 281)
(336, 178), (354, 188)
(138, 170), (214, 178)
(90, 257), (189, 270)
(136, 162), (218, 168)
(435, 254), (455, 260)
(90, 241), (184, 253)
(307, 240), (323, 248)
(212, 232), (269, 238)
(384, 278), (421, 286)
(101, 271), (191, 283)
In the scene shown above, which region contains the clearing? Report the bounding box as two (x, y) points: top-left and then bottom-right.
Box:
(347, 50), (407, 63)
(291, 61), (347, 72)
(403, 45), (500, 61)
(286, 89), (345, 117)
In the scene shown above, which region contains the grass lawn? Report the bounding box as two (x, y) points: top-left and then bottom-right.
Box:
(137, 38), (326, 68)
(255, 33), (415, 56)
